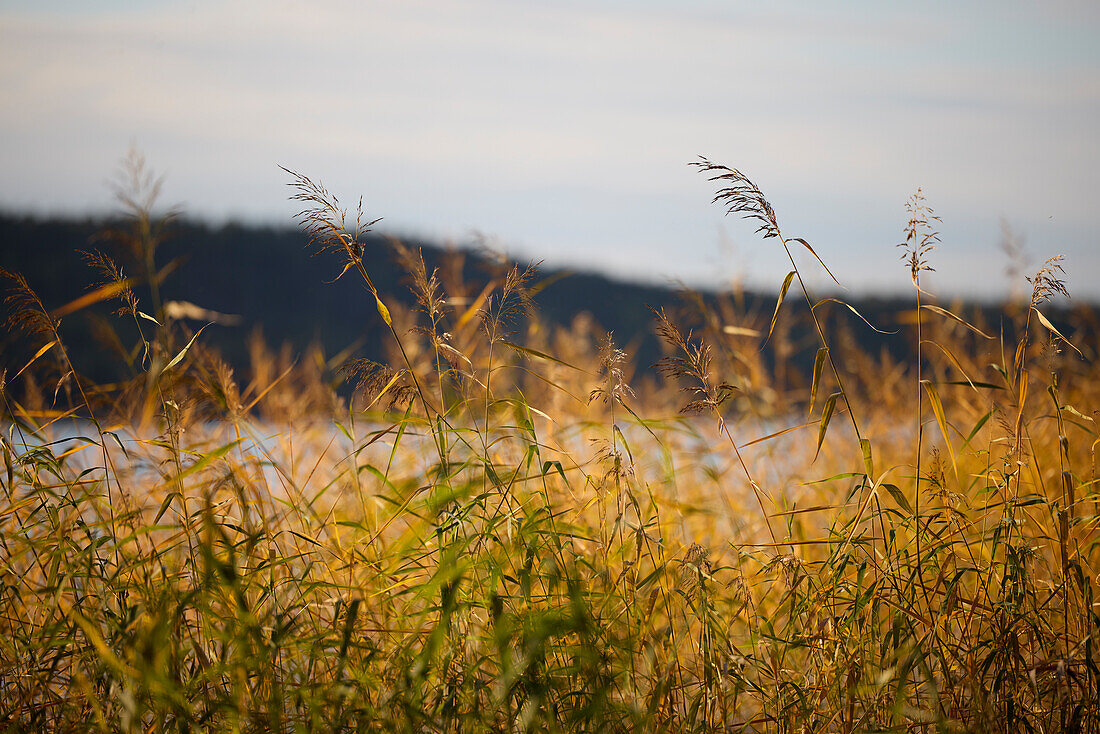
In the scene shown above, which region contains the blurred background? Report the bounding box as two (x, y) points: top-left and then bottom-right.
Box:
(1, 0), (1098, 301)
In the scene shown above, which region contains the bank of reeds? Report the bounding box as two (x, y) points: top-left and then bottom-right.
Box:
(1, 156), (1099, 732)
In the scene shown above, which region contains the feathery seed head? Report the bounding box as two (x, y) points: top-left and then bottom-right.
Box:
(691, 157), (780, 240)
(282, 167), (380, 281)
(898, 188), (940, 286)
(589, 332), (634, 406)
(1028, 255), (1069, 306)
(679, 542), (713, 600)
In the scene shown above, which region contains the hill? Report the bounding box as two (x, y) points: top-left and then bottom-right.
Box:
(0, 213), (1086, 389)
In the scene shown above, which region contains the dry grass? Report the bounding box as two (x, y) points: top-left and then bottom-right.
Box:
(1, 158), (1099, 732)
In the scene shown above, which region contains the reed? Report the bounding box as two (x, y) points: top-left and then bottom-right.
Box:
(0, 157), (1097, 732)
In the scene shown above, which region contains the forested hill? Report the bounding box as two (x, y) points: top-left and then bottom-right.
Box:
(0, 213), (1086, 386)
(0, 214), (713, 381)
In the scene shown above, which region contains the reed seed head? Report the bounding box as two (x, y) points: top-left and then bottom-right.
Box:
(898, 188), (940, 285)
(691, 157), (780, 240)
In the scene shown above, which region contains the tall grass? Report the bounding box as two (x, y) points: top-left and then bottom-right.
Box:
(1, 156), (1099, 732)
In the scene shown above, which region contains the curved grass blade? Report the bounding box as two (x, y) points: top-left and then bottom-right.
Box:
(766, 270), (796, 344)
(922, 380), (958, 479)
(162, 323), (210, 373)
(1032, 306), (1082, 355)
(788, 237), (841, 286)
(814, 298), (896, 334)
(921, 304), (993, 339)
(49, 279), (135, 319)
(809, 346), (828, 416)
(814, 392), (840, 462)
(860, 438), (874, 479)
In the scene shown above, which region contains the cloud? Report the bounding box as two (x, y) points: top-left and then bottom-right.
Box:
(0, 0), (1097, 297)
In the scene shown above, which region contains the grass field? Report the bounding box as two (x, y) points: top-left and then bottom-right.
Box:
(2, 157), (1099, 732)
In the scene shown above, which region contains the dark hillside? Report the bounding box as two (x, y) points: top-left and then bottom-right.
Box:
(1, 214), (1091, 388)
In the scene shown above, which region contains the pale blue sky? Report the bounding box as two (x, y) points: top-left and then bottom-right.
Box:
(1, 0), (1098, 299)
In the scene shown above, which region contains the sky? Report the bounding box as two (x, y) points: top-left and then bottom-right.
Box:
(1, 0), (1098, 300)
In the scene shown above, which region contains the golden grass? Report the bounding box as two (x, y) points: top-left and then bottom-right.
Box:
(1, 157), (1099, 732)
